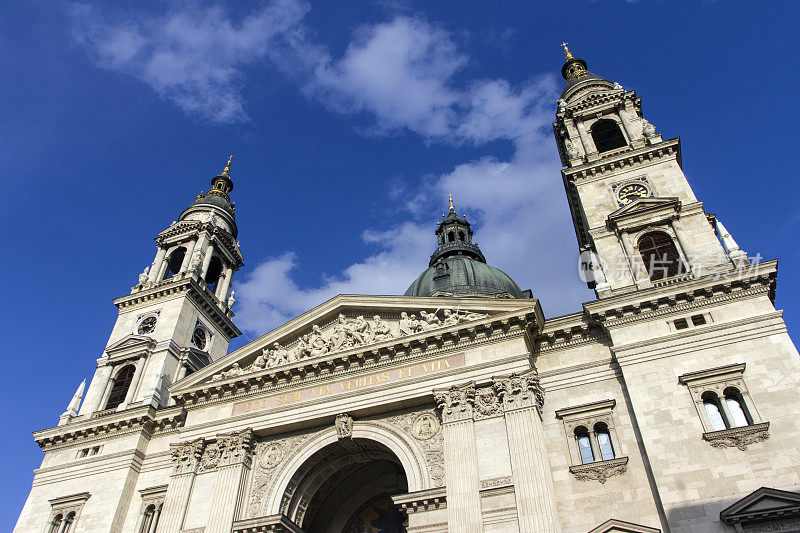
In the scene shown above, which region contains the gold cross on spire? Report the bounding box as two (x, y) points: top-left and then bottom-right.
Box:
(561, 41), (573, 59)
(223, 154), (234, 174)
(448, 193), (455, 212)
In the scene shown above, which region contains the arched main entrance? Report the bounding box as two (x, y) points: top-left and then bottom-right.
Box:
(282, 438), (409, 532)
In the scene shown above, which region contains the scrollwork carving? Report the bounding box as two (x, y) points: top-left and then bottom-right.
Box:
(569, 457), (628, 483)
(384, 409), (445, 488)
(335, 413), (353, 439)
(703, 422), (770, 451)
(473, 385), (503, 420)
(170, 438), (205, 475)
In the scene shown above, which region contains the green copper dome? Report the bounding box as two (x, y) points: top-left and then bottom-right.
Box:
(404, 198), (526, 299)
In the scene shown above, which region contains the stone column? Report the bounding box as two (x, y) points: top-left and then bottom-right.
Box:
(617, 105), (636, 141)
(180, 239), (197, 273)
(149, 247), (167, 283)
(200, 243), (215, 279)
(495, 374), (561, 532)
(159, 439), (205, 533)
(670, 218), (693, 274)
(217, 265), (234, 301)
(619, 230), (646, 286)
(120, 356), (147, 408)
(434, 384), (483, 532)
(207, 429), (255, 532)
(575, 120), (594, 155)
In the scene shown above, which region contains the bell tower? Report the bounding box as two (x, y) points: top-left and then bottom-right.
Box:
(69, 158), (244, 421)
(553, 44), (749, 298)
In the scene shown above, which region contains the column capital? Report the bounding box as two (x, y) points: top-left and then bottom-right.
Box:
(434, 383), (475, 423)
(170, 438), (206, 475)
(494, 373), (544, 414)
(217, 428), (255, 468)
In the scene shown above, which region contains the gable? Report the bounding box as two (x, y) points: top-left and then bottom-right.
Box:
(171, 294), (541, 395)
(721, 487), (800, 525)
(105, 335), (157, 362)
(588, 518), (660, 533)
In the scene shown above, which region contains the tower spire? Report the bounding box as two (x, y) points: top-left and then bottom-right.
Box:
(448, 193), (455, 213)
(561, 41), (573, 60)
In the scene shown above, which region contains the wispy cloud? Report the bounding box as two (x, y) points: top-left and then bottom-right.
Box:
(71, 1), (591, 334)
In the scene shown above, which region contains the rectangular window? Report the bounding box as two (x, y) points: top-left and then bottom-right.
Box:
(691, 314), (707, 326)
(674, 318), (689, 330)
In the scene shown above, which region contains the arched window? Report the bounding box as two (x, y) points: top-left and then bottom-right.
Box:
(575, 426), (594, 464)
(205, 256), (223, 293)
(139, 504), (159, 533)
(165, 247), (187, 278)
(724, 388), (751, 427)
(105, 364), (136, 410)
(63, 512), (76, 533)
(638, 232), (685, 280)
(702, 392), (727, 431)
(458, 230), (465, 242)
(594, 422), (615, 461)
(48, 514), (63, 533)
(447, 231), (455, 243)
(591, 118), (627, 153)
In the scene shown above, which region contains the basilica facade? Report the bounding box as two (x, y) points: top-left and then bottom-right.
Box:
(15, 48), (800, 533)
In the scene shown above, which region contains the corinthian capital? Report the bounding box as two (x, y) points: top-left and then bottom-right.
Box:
(218, 428), (255, 467)
(170, 438), (205, 475)
(494, 373), (544, 414)
(434, 383), (475, 423)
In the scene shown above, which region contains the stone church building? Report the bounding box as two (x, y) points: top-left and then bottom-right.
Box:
(15, 48), (800, 533)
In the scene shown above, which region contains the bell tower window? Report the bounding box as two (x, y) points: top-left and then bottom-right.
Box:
(105, 364), (135, 410)
(205, 256), (223, 293)
(591, 118), (626, 153)
(165, 247), (186, 278)
(638, 232), (685, 280)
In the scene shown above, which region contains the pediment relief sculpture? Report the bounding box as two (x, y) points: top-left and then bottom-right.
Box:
(210, 307), (488, 382)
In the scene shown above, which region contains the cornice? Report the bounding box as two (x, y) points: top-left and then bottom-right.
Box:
(34, 406), (186, 450)
(562, 138), (681, 184)
(116, 276), (240, 340)
(583, 260), (777, 326)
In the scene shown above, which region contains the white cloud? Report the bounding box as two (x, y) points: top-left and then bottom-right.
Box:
(70, 0), (313, 123)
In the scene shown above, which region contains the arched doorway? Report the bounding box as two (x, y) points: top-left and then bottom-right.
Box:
(282, 438), (409, 532)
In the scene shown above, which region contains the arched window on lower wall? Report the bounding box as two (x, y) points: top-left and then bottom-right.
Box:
(139, 503), (162, 533)
(594, 422), (616, 461)
(702, 392), (728, 431)
(48, 514), (63, 533)
(105, 364), (136, 410)
(638, 232), (686, 280)
(724, 387), (752, 428)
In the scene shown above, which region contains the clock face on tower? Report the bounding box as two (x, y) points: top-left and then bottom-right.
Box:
(617, 183), (649, 205)
(192, 327), (207, 350)
(137, 316), (157, 335)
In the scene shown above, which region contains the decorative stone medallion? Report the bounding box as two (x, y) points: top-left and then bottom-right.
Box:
(412, 413), (440, 440)
(259, 443), (284, 470)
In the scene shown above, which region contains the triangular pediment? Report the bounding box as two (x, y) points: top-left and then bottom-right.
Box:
(105, 335), (157, 361)
(720, 487), (800, 523)
(588, 519), (660, 533)
(608, 197), (680, 220)
(171, 294), (541, 394)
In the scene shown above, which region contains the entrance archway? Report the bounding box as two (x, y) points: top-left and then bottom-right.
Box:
(283, 438), (409, 532)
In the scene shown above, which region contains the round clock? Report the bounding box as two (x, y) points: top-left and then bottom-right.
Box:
(137, 316), (157, 335)
(617, 183), (648, 204)
(192, 327), (207, 350)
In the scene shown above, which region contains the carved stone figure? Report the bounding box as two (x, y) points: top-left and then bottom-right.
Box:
(419, 310), (442, 330)
(309, 325), (329, 356)
(335, 413), (353, 439)
(642, 119), (656, 138)
(212, 362), (243, 381)
(613, 81), (623, 90)
(227, 288), (236, 308)
(557, 98), (566, 112)
(565, 139), (579, 159)
(370, 315), (393, 341)
(474, 386), (503, 419)
(442, 309), (460, 327)
(138, 266), (149, 285)
(398, 312), (416, 336)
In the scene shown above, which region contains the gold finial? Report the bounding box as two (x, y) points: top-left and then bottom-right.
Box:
(561, 42), (573, 60)
(448, 194), (455, 212)
(222, 154), (234, 175)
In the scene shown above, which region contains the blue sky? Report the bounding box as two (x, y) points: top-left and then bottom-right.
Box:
(3, 0), (800, 526)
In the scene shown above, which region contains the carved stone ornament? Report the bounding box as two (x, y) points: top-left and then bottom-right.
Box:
(494, 373), (544, 414)
(703, 422), (770, 451)
(565, 139), (579, 159)
(385, 410), (445, 488)
(198, 441), (221, 473)
(335, 413), (354, 439)
(473, 386), (503, 420)
(642, 119), (656, 138)
(210, 308), (488, 381)
(434, 384), (475, 423)
(258, 443), (284, 470)
(249, 433), (312, 518)
(170, 438), (205, 475)
(411, 413), (440, 440)
(217, 428), (255, 467)
(569, 457), (628, 484)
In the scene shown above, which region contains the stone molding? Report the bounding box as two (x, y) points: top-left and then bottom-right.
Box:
(569, 457), (628, 484)
(588, 517), (660, 533)
(48, 492), (91, 516)
(563, 138), (680, 185)
(139, 484), (167, 505)
(392, 487), (447, 514)
(232, 514), (303, 533)
(703, 422), (770, 451)
(480, 476), (512, 490)
(34, 405), (186, 450)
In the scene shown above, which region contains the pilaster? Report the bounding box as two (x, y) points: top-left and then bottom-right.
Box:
(495, 374), (561, 532)
(159, 438), (205, 533)
(434, 384), (483, 532)
(207, 429), (255, 532)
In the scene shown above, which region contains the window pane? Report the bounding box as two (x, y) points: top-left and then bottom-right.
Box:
(597, 431), (615, 461)
(577, 435), (594, 464)
(726, 397), (749, 427)
(704, 400), (727, 431)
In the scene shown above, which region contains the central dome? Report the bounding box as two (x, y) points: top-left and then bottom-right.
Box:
(404, 198), (527, 299)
